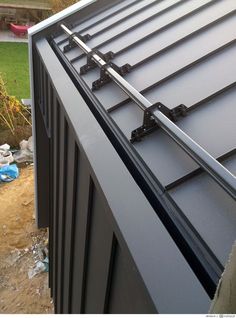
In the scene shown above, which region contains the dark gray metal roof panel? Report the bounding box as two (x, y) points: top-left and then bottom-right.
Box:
(51, 0), (236, 267)
(169, 154), (236, 265)
(80, 0), (158, 36)
(60, 0), (235, 64)
(57, 0), (203, 61)
(139, 42), (236, 106)
(107, 14), (236, 67)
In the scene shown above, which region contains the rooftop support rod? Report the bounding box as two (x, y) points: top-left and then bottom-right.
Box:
(60, 24), (236, 200)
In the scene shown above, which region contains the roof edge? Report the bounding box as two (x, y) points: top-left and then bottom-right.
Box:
(28, 0), (96, 36)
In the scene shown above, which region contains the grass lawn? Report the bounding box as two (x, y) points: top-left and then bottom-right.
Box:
(0, 42), (30, 100)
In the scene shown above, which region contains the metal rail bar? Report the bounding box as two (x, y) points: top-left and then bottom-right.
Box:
(60, 24), (236, 200)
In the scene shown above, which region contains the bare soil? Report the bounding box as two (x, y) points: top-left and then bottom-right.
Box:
(0, 165), (53, 314)
(0, 125), (32, 148)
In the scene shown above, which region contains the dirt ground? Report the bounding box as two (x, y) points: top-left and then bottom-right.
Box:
(0, 165), (54, 314)
(0, 126), (32, 148)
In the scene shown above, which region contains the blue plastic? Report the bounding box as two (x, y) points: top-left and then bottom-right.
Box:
(0, 164), (19, 182)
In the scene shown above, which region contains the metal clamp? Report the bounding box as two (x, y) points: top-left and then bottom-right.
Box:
(130, 103), (187, 143)
(80, 50), (114, 75)
(63, 32), (91, 53)
(92, 62), (131, 91)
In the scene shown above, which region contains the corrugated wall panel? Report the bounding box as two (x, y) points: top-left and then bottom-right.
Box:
(82, 182), (114, 313)
(69, 153), (92, 313)
(107, 242), (156, 314)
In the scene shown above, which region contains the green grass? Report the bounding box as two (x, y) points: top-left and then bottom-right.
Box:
(0, 42), (30, 100)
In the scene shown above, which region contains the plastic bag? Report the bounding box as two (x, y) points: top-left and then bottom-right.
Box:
(28, 261), (46, 279)
(0, 150), (14, 167)
(13, 149), (33, 163)
(0, 143), (10, 151)
(13, 136), (34, 163)
(0, 164), (19, 182)
(0, 143), (14, 168)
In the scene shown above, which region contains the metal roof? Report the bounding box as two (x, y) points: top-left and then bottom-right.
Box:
(29, 0), (236, 305)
